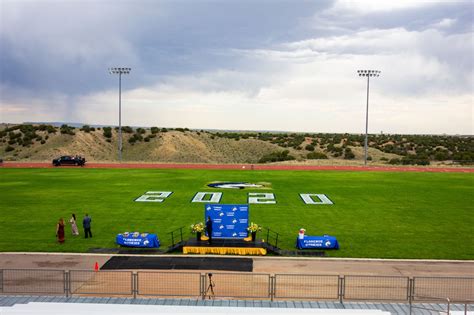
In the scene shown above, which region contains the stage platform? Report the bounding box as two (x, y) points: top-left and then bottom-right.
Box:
(183, 238), (267, 256)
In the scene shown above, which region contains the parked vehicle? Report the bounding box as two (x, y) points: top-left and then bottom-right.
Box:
(52, 155), (86, 167)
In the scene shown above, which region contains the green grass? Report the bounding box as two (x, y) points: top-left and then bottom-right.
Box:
(0, 168), (473, 259)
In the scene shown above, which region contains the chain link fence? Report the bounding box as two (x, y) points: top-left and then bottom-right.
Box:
(137, 271), (201, 297)
(1, 269), (65, 295)
(413, 276), (474, 301)
(274, 274), (339, 300)
(0, 269), (472, 304)
(343, 275), (410, 301)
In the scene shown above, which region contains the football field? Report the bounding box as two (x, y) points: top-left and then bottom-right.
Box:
(0, 167), (472, 259)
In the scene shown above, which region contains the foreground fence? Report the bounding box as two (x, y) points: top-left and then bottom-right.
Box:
(0, 269), (472, 304)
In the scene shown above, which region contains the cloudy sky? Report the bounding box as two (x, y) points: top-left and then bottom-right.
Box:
(0, 0), (472, 134)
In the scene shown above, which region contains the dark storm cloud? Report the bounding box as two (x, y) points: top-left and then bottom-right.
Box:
(0, 0), (331, 98)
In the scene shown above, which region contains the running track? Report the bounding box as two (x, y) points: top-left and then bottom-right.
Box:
(1, 162), (473, 173)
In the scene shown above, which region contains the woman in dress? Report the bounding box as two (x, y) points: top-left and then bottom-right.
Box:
(56, 218), (65, 243)
(69, 214), (79, 236)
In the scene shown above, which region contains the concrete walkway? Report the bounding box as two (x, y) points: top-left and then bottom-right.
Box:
(0, 295), (472, 315)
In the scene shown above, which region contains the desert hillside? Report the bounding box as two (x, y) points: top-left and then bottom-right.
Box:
(0, 124), (473, 165)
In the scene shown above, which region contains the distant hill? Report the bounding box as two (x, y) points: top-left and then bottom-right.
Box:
(0, 123), (473, 165)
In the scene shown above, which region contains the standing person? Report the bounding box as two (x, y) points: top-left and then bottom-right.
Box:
(69, 214), (79, 236)
(56, 218), (65, 244)
(83, 214), (92, 238)
(206, 216), (213, 245)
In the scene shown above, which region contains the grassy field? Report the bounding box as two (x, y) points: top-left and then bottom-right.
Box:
(0, 168), (472, 259)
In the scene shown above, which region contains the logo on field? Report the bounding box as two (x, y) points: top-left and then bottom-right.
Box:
(207, 182), (268, 189)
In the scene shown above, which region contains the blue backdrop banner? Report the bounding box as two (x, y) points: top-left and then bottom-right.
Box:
(205, 204), (249, 239)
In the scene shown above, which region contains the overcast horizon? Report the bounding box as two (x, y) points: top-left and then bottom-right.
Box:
(1, 0), (473, 135)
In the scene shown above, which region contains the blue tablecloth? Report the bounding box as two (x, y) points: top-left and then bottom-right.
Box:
(296, 235), (339, 249)
(116, 232), (160, 248)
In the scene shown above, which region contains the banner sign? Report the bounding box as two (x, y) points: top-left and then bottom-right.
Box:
(205, 204), (249, 239)
(296, 235), (339, 249)
(116, 232), (160, 248)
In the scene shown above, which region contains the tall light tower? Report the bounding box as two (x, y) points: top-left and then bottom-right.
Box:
(357, 69), (380, 166)
(109, 67), (131, 162)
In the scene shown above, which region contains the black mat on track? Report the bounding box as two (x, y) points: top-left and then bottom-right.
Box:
(101, 256), (253, 272)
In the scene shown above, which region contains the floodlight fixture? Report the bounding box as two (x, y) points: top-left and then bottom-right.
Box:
(357, 69), (381, 166)
(109, 67), (132, 162)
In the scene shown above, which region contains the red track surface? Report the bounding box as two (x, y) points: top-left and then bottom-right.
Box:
(1, 162), (473, 173)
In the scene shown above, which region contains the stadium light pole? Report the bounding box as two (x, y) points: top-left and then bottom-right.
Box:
(109, 67), (131, 162)
(357, 69), (381, 166)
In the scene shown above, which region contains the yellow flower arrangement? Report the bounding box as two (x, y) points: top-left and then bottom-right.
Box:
(247, 222), (262, 233)
(190, 222), (205, 233)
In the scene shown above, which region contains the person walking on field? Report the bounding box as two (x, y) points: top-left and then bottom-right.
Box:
(56, 218), (65, 243)
(69, 213), (79, 236)
(83, 214), (92, 238)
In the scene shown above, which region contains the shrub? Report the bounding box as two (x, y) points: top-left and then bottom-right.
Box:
(258, 150), (296, 163)
(434, 152), (449, 161)
(46, 125), (57, 134)
(389, 158), (401, 165)
(80, 125), (92, 133)
(128, 133), (144, 144)
(8, 132), (21, 140)
(344, 147), (355, 159)
(40, 140), (46, 144)
(60, 124), (75, 135)
(103, 127), (112, 138)
(151, 127), (159, 134)
(122, 126), (133, 133)
(5, 145), (14, 152)
(305, 144), (315, 151)
(307, 152), (328, 159)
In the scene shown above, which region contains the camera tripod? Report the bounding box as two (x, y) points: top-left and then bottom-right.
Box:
(205, 273), (215, 299)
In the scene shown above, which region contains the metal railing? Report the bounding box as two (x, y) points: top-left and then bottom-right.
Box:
(262, 227), (280, 249)
(0, 269), (472, 307)
(409, 296), (451, 314)
(169, 226), (186, 248)
(409, 297), (473, 315)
